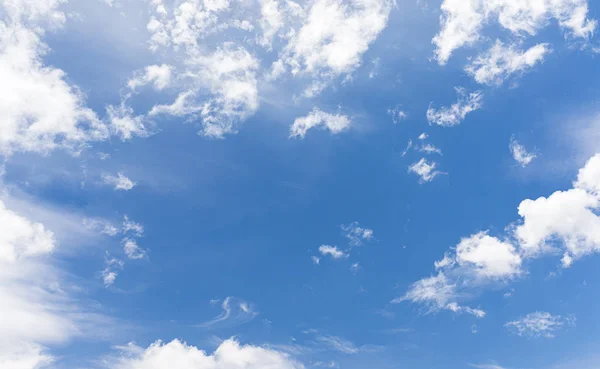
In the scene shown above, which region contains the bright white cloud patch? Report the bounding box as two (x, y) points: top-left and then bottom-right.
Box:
(112, 338), (302, 369)
(128, 64), (173, 91)
(275, 0), (392, 94)
(427, 88), (483, 127)
(319, 245), (347, 259)
(454, 232), (522, 279)
(290, 108), (351, 138)
(0, 2), (108, 156)
(509, 137), (537, 167)
(433, 0), (596, 64)
(466, 41), (551, 86)
(505, 312), (574, 338)
(102, 173), (136, 191)
(409, 158), (442, 183)
(106, 101), (149, 141)
(123, 238), (146, 260)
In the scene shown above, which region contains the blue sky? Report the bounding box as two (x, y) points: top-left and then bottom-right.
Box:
(2, 0), (600, 368)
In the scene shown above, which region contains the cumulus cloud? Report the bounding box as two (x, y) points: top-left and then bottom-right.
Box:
(0, 2), (108, 156)
(106, 101), (150, 141)
(290, 108), (351, 138)
(123, 238), (146, 260)
(433, 0), (596, 64)
(398, 153), (600, 316)
(466, 41), (551, 86)
(409, 158), (442, 183)
(318, 245), (347, 259)
(111, 338), (303, 369)
(102, 173), (136, 191)
(509, 137), (537, 167)
(102, 254), (124, 287)
(505, 312), (575, 338)
(427, 87), (483, 127)
(274, 0), (392, 95)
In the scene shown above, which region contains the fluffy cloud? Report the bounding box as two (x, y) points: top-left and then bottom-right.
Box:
(149, 43), (259, 138)
(128, 64), (173, 91)
(399, 153), (600, 316)
(0, 4), (108, 155)
(123, 238), (146, 260)
(426, 88), (483, 127)
(102, 172), (136, 191)
(509, 137), (537, 167)
(318, 245), (347, 259)
(408, 158), (442, 183)
(106, 101), (150, 141)
(466, 41), (551, 85)
(275, 0), (392, 94)
(112, 338), (303, 369)
(505, 312), (574, 338)
(290, 108), (351, 138)
(433, 0), (596, 64)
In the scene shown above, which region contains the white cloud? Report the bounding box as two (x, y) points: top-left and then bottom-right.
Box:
(257, 0), (284, 49)
(311, 256), (320, 265)
(122, 216), (144, 237)
(318, 245), (347, 259)
(466, 41), (551, 85)
(128, 64), (173, 91)
(149, 43), (259, 138)
(112, 338), (303, 369)
(388, 105), (408, 123)
(427, 87), (483, 127)
(290, 108), (351, 138)
(419, 144), (443, 156)
(102, 173), (136, 191)
(102, 254), (124, 287)
(454, 232), (522, 279)
(418, 133), (428, 140)
(315, 334), (358, 354)
(408, 158), (442, 182)
(0, 197), (103, 368)
(433, 0), (596, 64)
(83, 218), (119, 236)
(198, 297), (258, 328)
(393, 273), (485, 318)
(341, 222), (374, 247)
(399, 153), (600, 316)
(123, 238), (146, 260)
(505, 312), (574, 338)
(509, 137), (537, 167)
(106, 101), (150, 141)
(274, 0), (392, 95)
(0, 6), (108, 155)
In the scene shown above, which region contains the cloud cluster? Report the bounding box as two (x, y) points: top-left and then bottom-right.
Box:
(399, 153), (600, 316)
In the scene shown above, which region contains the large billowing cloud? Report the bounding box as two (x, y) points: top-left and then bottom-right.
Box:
(112, 338), (304, 369)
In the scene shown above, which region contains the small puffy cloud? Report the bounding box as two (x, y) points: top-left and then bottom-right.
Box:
(466, 41), (551, 86)
(128, 64), (173, 91)
(574, 153), (600, 195)
(509, 137), (536, 167)
(318, 245), (347, 259)
(454, 232), (522, 279)
(123, 238), (146, 260)
(341, 222), (373, 247)
(433, 0), (596, 64)
(505, 312), (574, 338)
(427, 87), (483, 127)
(409, 158), (442, 183)
(102, 254), (124, 287)
(418, 133), (428, 140)
(290, 108), (351, 138)
(112, 338), (303, 369)
(102, 173), (136, 191)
